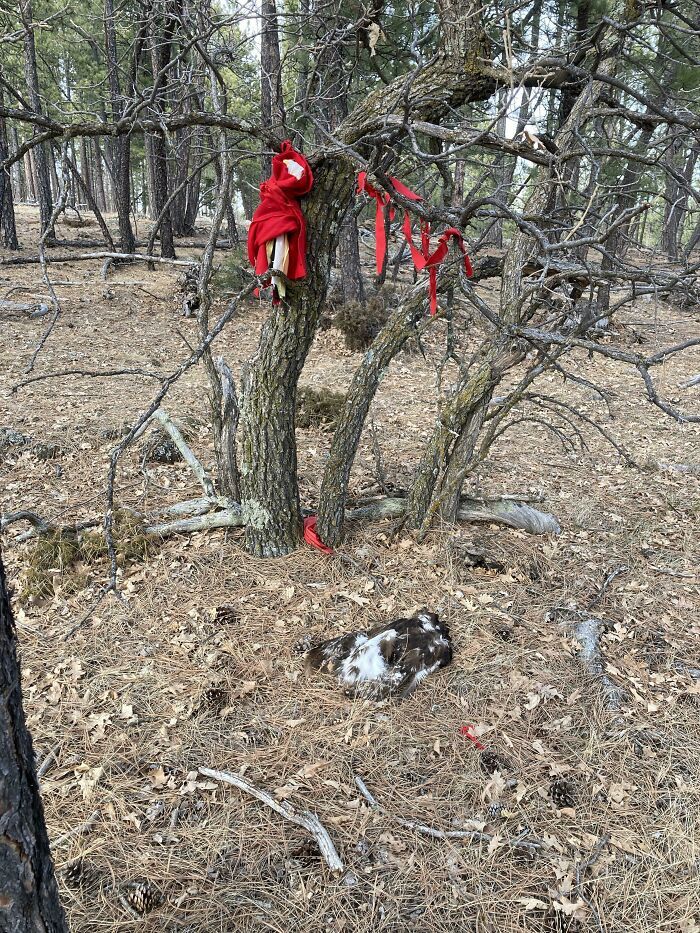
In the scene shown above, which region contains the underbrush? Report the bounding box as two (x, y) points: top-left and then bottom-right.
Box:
(21, 511), (153, 602)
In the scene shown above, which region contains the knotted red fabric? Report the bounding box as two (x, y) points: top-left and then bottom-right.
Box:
(357, 171), (421, 274)
(402, 216), (474, 315)
(357, 171), (473, 315)
(247, 141), (314, 295)
(303, 515), (333, 554)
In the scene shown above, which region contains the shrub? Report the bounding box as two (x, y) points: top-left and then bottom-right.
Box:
(296, 386), (346, 430)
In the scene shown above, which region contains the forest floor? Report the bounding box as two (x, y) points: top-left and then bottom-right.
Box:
(2, 206), (700, 933)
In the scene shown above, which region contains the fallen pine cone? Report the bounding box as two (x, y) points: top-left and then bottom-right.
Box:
(549, 777), (577, 809)
(124, 880), (162, 915)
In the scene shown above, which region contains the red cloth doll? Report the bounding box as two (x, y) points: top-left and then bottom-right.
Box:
(247, 141), (314, 301)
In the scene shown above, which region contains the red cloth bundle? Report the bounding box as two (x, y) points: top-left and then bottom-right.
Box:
(247, 141), (314, 290)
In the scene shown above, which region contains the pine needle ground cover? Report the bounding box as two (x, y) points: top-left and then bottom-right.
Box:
(2, 208), (700, 933)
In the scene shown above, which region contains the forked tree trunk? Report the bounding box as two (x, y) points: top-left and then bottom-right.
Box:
(238, 0), (495, 556)
(0, 548), (68, 932)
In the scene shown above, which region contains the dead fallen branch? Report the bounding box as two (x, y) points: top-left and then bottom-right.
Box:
(0, 250), (198, 268)
(354, 775), (545, 855)
(563, 612), (625, 711)
(345, 496), (561, 534)
(151, 408), (216, 499)
(199, 767), (344, 873)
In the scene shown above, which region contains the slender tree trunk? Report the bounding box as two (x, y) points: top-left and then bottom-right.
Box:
(10, 126), (26, 202)
(24, 151), (37, 202)
(92, 138), (108, 212)
(80, 136), (93, 201)
(662, 139), (698, 260)
(0, 548), (68, 932)
(20, 0), (55, 238)
(148, 5), (176, 258)
(259, 0), (286, 179)
(317, 290), (426, 545)
(104, 0), (135, 252)
(0, 100), (19, 249)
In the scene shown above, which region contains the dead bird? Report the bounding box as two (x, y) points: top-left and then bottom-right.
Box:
(304, 610), (452, 700)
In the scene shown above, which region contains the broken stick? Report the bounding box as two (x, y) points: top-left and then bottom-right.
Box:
(199, 767), (344, 873)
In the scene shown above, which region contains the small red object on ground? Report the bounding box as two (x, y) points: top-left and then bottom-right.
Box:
(459, 724), (486, 750)
(303, 515), (333, 554)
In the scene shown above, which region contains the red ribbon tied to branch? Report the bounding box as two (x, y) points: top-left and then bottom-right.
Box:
(402, 217), (474, 316)
(356, 171), (422, 275)
(357, 171), (473, 315)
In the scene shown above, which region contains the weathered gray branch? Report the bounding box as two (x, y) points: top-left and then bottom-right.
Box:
(199, 767), (343, 873)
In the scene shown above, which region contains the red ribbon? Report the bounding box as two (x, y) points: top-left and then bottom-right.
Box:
(403, 216), (474, 316)
(357, 172), (473, 315)
(459, 724), (486, 750)
(357, 171), (422, 275)
(303, 515), (333, 554)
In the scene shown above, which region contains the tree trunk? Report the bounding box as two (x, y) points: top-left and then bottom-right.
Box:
(0, 547), (68, 932)
(104, 0), (135, 252)
(317, 290), (426, 546)
(339, 211), (366, 303)
(260, 0), (286, 179)
(20, 0), (55, 238)
(148, 4), (175, 258)
(0, 98), (19, 249)
(240, 160), (355, 556)
(92, 137), (108, 212)
(238, 0), (495, 556)
(661, 138), (698, 261)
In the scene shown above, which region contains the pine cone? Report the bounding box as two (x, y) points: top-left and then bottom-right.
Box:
(125, 880), (162, 915)
(63, 858), (94, 888)
(480, 750), (509, 775)
(201, 686), (229, 714)
(214, 605), (237, 625)
(549, 777), (577, 809)
(486, 801), (503, 823)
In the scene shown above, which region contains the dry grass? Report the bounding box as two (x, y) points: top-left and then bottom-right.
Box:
(2, 207), (700, 932)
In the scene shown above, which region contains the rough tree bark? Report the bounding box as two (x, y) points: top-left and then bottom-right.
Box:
(317, 289), (427, 546)
(147, 1), (176, 259)
(0, 547), (68, 932)
(0, 95), (19, 249)
(104, 0), (136, 253)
